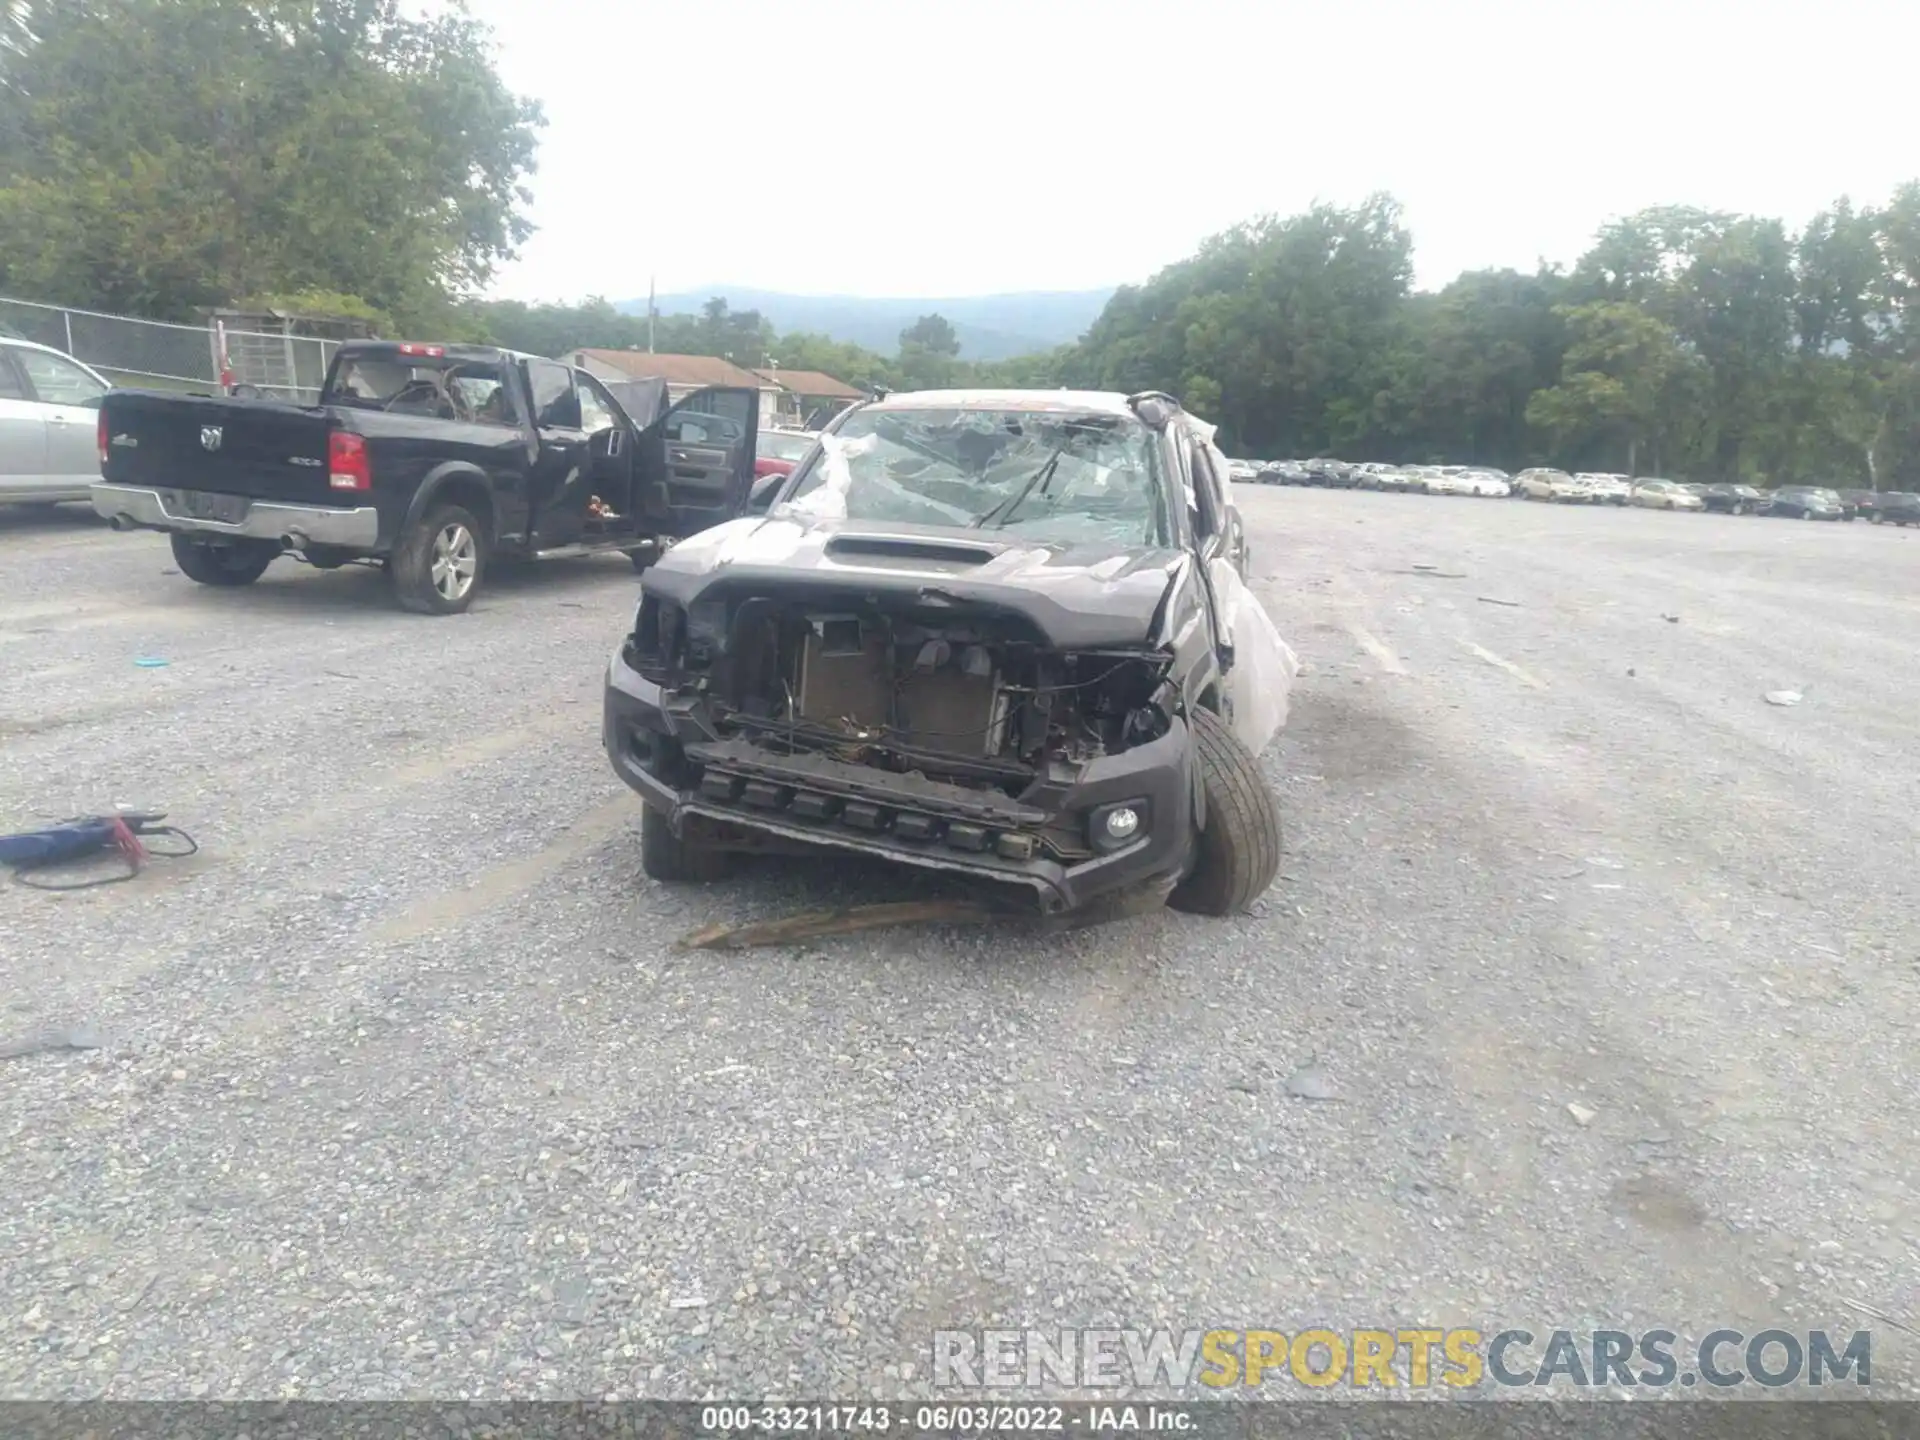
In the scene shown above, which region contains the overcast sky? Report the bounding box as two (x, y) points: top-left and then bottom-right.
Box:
(462, 0), (1920, 304)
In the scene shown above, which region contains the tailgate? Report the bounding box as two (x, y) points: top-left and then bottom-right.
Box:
(100, 390), (339, 506)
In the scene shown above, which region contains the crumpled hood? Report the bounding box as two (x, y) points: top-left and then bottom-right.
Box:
(643, 516), (1186, 649)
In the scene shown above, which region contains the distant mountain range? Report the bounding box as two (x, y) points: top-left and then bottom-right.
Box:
(617, 286), (1116, 361)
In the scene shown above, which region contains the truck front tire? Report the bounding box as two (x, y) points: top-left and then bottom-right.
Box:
(170, 534), (278, 587)
(1168, 706), (1283, 917)
(389, 503), (487, 615)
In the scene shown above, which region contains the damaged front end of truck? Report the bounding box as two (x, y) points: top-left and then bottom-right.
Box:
(605, 534), (1204, 912)
(604, 391), (1287, 916)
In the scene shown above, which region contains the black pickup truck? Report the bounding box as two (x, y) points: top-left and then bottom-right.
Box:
(91, 342), (766, 613)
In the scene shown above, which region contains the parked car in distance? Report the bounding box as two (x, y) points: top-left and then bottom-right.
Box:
(1351, 462), (1389, 490)
(1422, 467), (1483, 497)
(1224, 458), (1259, 484)
(1868, 491), (1920, 525)
(1, 336), (113, 505)
(1458, 469), (1511, 497)
(1267, 462), (1309, 485)
(1699, 483), (1765, 514)
(1838, 488), (1880, 519)
(754, 427), (817, 480)
(1577, 473), (1633, 505)
(1517, 468), (1582, 502)
(1631, 480), (1704, 511)
(1373, 465), (1411, 491)
(1303, 458), (1357, 488)
(1762, 485), (1845, 520)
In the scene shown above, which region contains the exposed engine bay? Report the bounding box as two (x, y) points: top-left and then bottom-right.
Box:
(629, 589), (1180, 795)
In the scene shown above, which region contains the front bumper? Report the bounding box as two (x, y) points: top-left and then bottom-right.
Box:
(602, 649), (1196, 914)
(90, 483), (380, 549)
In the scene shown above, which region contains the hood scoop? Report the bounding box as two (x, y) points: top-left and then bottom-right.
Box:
(826, 535), (999, 569)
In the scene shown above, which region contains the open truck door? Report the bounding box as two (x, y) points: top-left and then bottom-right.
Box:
(634, 386), (760, 539)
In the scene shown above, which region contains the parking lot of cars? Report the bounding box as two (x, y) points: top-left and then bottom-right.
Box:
(1224, 453), (1920, 527)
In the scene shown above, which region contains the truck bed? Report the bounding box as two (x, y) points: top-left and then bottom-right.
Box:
(100, 390), (338, 507)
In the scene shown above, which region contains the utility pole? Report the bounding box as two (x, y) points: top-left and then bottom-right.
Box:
(647, 274), (656, 354)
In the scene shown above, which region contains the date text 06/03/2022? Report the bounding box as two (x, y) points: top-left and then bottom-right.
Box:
(698, 1404), (1197, 1433)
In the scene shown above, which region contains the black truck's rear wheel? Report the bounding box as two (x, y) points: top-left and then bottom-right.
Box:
(389, 503), (486, 614)
(1169, 706), (1283, 917)
(170, 534), (278, 586)
(640, 804), (733, 883)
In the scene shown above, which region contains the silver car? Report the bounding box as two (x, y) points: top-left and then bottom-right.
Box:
(1578, 472), (1634, 505)
(1631, 479), (1705, 511)
(0, 337), (112, 504)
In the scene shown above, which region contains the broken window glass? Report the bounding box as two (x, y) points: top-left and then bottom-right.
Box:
(779, 406), (1169, 547)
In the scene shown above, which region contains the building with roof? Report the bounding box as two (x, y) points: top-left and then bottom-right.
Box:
(751, 368), (866, 427)
(565, 348), (865, 429)
(568, 347), (765, 397)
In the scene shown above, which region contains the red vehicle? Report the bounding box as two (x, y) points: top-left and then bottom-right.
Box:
(754, 427), (818, 481)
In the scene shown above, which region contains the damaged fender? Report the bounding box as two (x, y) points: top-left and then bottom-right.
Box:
(1209, 558), (1299, 756)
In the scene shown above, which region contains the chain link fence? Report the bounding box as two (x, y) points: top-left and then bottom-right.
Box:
(0, 295), (340, 402)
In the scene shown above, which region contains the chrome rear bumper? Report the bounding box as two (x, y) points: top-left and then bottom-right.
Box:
(90, 482), (378, 548)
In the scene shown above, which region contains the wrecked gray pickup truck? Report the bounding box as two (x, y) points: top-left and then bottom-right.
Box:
(601, 388), (1297, 918)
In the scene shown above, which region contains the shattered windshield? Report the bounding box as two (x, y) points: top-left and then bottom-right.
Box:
(779, 405), (1169, 547)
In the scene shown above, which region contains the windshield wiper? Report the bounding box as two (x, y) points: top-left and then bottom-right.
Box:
(969, 447), (1064, 529)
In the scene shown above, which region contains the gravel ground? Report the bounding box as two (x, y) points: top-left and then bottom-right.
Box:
(0, 493), (1915, 1401)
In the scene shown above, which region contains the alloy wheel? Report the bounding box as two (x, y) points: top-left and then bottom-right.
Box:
(431, 522), (478, 601)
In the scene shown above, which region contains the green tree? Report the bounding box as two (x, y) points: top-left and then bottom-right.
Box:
(897, 312), (961, 389)
(1525, 302), (1699, 474)
(0, 0), (542, 325)
(770, 330), (898, 391)
(1374, 267), (1571, 468)
(1822, 183), (1920, 487)
(697, 298), (764, 360)
(1793, 199), (1883, 356)
(972, 343), (1076, 389)
(900, 313), (960, 356)
(1076, 195), (1413, 458)
(469, 296), (645, 357)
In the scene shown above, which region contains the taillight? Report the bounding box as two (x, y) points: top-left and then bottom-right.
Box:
(396, 342), (445, 358)
(328, 431), (370, 491)
(97, 409), (109, 469)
